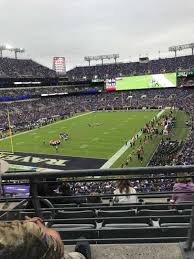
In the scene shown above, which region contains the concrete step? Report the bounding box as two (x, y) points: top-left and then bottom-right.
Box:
(66, 243), (183, 259)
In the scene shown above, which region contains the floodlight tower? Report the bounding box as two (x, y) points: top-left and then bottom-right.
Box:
(12, 48), (25, 59)
(113, 54), (119, 64)
(0, 45), (6, 58)
(169, 46), (178, 57)
(101, 56), (104, 65)
(84, 56), (92, 66)
(190, 43), (194, 55)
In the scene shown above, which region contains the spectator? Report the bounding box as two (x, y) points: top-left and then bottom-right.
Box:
(171, 174), (194, 204)
(87, 192), (102, 203)
(114, 178), (138, 203)
(0, 216), (91, 259)
(59, 182), (86, 205)
(59, 182), (73, 196)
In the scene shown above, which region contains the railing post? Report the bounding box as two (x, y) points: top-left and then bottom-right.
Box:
(29, 178), (43, 218)
(185, 205), (194, 251)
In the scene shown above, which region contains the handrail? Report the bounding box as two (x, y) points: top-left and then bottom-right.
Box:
(1, 165), (194, 179)
(1, 165), (194, 251)
(2, 174), (194, 183)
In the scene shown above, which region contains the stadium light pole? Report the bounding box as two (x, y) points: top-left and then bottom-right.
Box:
(12, 48), (25, 59)
(0, 45), (6, 58)
(191, 45), (194, 55)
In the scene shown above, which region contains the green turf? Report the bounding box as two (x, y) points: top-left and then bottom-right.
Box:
(116, 73), (176, 90)
(0, 111), (158, 160)
(116, 75), (152, 90)
(171, 110), (190, 141)
(164, 73), (177, 85)
(112, 110), (189, 168)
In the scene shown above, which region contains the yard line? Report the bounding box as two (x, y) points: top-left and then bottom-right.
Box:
(80, 144), (89, 149)
(0, 112), (94, 142)
(100, 109), (166, 169)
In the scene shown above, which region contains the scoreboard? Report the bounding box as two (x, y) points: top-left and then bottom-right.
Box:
(177, 70), (194, 88)
(53, 57), (66, 74)
(177, 70), (194, 77)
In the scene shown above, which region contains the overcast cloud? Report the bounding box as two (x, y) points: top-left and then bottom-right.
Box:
(0, 0), (193, 70)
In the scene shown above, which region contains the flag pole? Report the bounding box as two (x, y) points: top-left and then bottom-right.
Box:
(7, 109), (14, 154)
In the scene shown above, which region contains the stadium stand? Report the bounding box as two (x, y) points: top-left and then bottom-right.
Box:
(1, 166), (194, 259)
(0, 57), (56, 78)
(67, 55), (194, 80)
(0, 87), (193, 130)
(0, 57), (58, 88)
(0, 54), (194, 258)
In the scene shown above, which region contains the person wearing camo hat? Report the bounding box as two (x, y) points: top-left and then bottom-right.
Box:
(0, 217), (91, 259)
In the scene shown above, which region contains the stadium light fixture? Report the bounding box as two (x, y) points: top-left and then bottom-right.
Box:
(0, 44), (25, 59)
(84, 54), (120, 66)
(10, 47), (25, 59)
(5, 44), (14, 50)
(0, 45), (6, 58)
(169, 43), (194, 56)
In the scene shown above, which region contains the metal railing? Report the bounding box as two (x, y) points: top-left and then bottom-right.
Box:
(1, 165), (194, 254)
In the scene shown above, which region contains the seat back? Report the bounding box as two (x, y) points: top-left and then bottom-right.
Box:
(98, 209), (136, 218)
(181, 209), (192, 215)
(138, 209), (179, 217)
(80, 203), (107, 207)
(139, 203), (171, 210)
(54, 203), (78, 208)
(102, 216), (151, 227)
(55, 210), (95, 219)
(160, 215), (190, 225)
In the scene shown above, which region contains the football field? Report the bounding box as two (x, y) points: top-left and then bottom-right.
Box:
(0, 111), (159, 170)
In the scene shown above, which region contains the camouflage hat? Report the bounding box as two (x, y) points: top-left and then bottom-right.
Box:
(0, 221), (62, 259)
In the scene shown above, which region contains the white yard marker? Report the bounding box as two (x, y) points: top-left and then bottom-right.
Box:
(91, 137), (99, 142)
(100, 109), (165, 169)
(0, 112), (94, 142)
(80, 144), (88, 149)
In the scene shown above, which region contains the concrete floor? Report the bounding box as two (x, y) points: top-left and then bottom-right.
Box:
(65, 243), (184, 259)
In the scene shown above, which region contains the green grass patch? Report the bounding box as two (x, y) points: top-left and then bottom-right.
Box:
(116, 73), (176, 91)
(164, 73), (177, 85)
(0, 111), (158, 159)
(171, 110), (190, 141)
(116, 75), (152, 90)
(111, 110), (189, 168)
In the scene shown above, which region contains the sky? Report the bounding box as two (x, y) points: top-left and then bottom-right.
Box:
(0, 0), (193, 70)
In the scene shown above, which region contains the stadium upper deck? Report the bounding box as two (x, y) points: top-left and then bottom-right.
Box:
(67, 55), (194, 80)
(0, 57), (56, 78)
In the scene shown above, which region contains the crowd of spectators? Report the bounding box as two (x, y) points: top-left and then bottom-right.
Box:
(0, 86), (70, 97)
(149, 139), (183, 166)
(0, 87), (193, 131)
(0, 86), (193, 196)
(0, 85), (102, 97)
(0, 57), (56, 78)
(67, 55), (194, 80)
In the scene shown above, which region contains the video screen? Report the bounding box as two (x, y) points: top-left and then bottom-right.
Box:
(177, 70), (194, 88)
(105, 73), (176, 91)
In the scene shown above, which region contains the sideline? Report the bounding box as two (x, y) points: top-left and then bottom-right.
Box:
(0, 112), (94, 142)
(100, 109), (166, 169)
